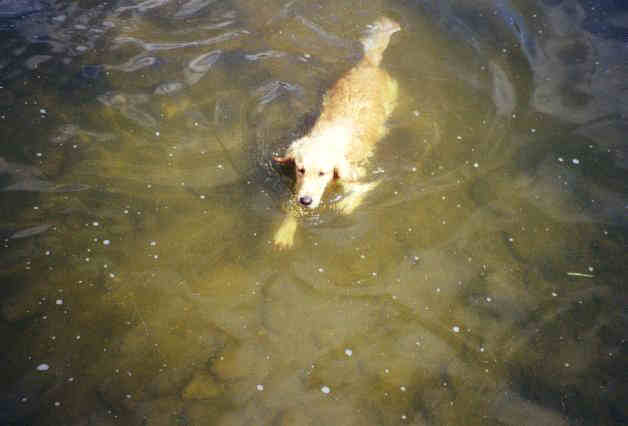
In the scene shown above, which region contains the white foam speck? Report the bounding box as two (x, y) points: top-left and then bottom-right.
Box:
(36, 363), (50, 371)
(56, 299), (63, 305)
(344, 348), (353, 357)
(321, 385), (331, 394)
(452, 326), (460, 333)
(256, 384), (264, 391)
(103, 240), (110, 245)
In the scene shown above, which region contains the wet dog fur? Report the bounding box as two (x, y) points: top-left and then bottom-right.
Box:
(273, 17), (400, 248)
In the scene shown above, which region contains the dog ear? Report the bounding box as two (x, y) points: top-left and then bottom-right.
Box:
(334, 160), (359, 181)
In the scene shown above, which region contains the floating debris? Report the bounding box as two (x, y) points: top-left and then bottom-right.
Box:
(321, 385), (331, 394)
(567, 272), (595, 278)
(36, 363), (50, 371)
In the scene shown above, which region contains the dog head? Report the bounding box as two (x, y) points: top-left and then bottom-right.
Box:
(274, 136), (354, 209)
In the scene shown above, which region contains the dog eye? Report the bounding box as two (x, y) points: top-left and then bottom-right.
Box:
(318, 171), (325, 176)
(298, 168), (305, 174)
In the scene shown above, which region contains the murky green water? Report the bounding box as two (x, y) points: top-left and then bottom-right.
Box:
(1, 0), (626, 425)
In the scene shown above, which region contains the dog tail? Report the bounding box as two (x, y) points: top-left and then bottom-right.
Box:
(360, 17), (400, 66)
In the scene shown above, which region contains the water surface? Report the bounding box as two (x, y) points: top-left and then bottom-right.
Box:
(1, 0), (626, 425)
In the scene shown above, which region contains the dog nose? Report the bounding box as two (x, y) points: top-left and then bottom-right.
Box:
(299, 195), (313, 206)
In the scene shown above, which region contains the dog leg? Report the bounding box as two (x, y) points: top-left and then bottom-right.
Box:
(273, 213), (298, 249)
(336, 180), (381, 215)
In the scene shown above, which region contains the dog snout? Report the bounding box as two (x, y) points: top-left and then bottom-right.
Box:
(299, 195), (313, 206)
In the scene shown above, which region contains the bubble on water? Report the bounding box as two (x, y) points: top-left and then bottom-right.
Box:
(36, 363), (50, 371)
(54, 401), (61, 407)
(256, 384), (264, 391)
(103, 240), (110, 245)
(452, 326), (460, 333)
(400, 386), (406, 392)
(321, 385), (331, 394)
(572, 158), (580, 165)
(344, 348), (353, 357)
(56, 299), (63, 305)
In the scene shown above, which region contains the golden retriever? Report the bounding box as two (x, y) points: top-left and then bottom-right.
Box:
(273, 17), (400, 248)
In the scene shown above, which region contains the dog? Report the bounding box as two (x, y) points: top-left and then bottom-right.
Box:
(273, 17), (400, 248)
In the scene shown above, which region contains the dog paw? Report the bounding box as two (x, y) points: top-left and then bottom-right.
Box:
(337, 181), (380, 214)
(273, 215), (297, 249)
(336, 195), (361, 215)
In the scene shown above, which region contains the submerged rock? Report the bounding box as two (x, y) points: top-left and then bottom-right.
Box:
(182, 372), (223, 400)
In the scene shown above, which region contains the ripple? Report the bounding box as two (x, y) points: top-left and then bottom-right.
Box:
(173, 0), (217, 19)
(117, 0), (170, 13)
(24, 55), (52, 70)
(254, 80), (303, 105)
(107, 54), (162, 72)
(244, 50), (285, 61)
(154, 81), (185, 96)
(185, 50), (222, 85)
(187, 50), (222, 73)
(113, 30), (248, 52)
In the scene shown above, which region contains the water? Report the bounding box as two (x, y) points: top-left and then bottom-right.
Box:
(1, 0), (626, 425)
